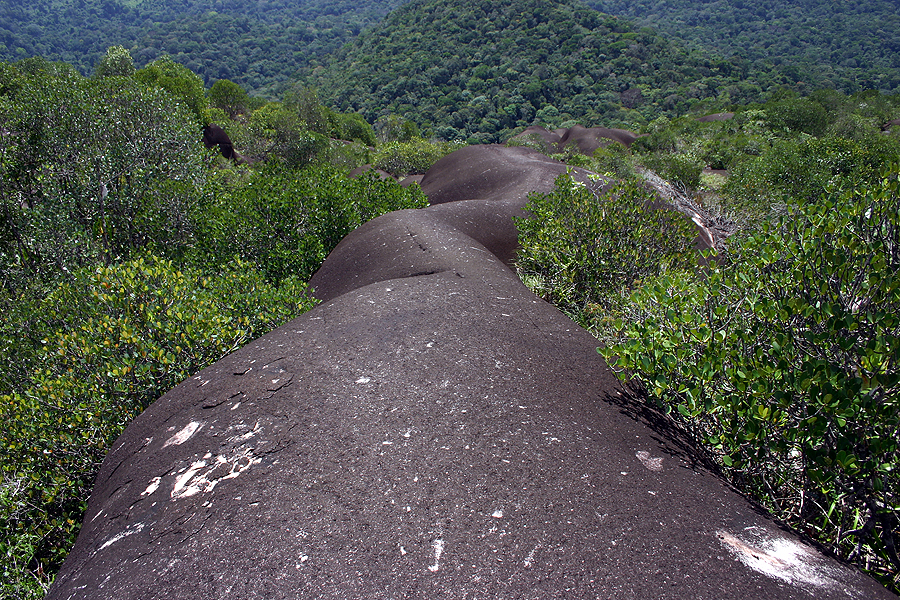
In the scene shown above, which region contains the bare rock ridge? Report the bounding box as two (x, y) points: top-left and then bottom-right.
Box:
(509, 124), (646, 155)
(47, 146), (894, 599)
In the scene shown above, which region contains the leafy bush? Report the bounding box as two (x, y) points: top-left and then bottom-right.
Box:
(133, 55), (209, 127)
(600, 172), (900, 589)
(239, 101), (330, 167)
(325, 110), (376, 146)
(515, 173), (697, 334)
(0, 254), (317, 599)
(637, 151), (703, 190)
(207, 78), (250, 119)
(92, 45), (135, 79)
(192, 164), (428, 282)
(0, 66), (206, 290)
(724, 135), (900, 213)
(765, 97), (829, 136)
(371, 137), (463, 176)
(588, 144), (636, 179)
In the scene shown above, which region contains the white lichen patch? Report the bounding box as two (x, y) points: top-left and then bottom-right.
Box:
(98, 521), (145, 551)
(428, 538), (445, 572)
(636, 450), (663, 472)
(162, 421), (203, 448)
(523, 544), (540, 568)
(718, 529), (853, 592)
(170, 448), (261, 500)
(227, 421), (261, 443)
(141, 477), (162, 497)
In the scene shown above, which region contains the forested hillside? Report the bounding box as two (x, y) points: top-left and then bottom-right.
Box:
(3, 0), (900, 102)
(0, 0), (405, 95)
(588, 0), (900, 94)
(303, 0), (760, 142)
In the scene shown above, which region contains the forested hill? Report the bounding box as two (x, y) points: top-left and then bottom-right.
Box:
(587, 0), (900, 94)
(0, 0), (405, 95)
(302, 0), (762, 142)
(3, 0), (899, 102)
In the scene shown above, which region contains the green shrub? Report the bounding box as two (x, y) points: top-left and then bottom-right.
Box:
(724, 135), (900, 214)
(765, 97), (829, 136)
(638, 151), (703, 190)
(326, 110), (376, 146)
(0, 254), (317, 599)
(207, 79), (250, 119)
(0, 66), (205, 290)
(600, 171), (900, 588)
(192, 164), (428, 282)
(515, 173), (697, 334)
(133, 55), (209, 127)
(240, 102), (330, 167)
(92, 45), (135, 79)
(588, 144), (636, 178)
(372, 137), (462, 177)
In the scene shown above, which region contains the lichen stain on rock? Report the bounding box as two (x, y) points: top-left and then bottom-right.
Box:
(162, 421), (203, 448)
(718, 529), (856, 594)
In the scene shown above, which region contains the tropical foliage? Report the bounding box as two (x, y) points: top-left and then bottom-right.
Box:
(589, 0), (900, 94)
(0, 0), (407, 95)
(0, 0), (899, 593)
(304, 0), (755, 141)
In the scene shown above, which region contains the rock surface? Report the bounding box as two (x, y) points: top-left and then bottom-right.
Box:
(509, 124), (644, 154)
(696, 112), (735, 122)
(47, 146), (895, 599)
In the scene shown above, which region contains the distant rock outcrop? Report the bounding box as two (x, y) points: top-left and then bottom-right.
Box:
(46, 146), (894, 600)
(696, 112), (735, 122)
(509, 124), (644, 155)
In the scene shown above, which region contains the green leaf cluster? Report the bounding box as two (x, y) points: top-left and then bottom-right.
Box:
(192, 164), (427, 283)
(372, 137), (463, 177)
(516, 174), (697, 334)
(599, 173), (900, 585)
(0, 254), (317, 599)
(0, 58), (206, 289)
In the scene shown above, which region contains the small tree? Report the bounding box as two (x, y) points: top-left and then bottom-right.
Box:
(134, 55), (209, 126)
(93, 45), (135, 79)
(207, 79), (249, 119)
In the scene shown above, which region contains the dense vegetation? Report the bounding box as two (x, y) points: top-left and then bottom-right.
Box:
(0, 53), (429, 599)
(0, 0), (405, 96)
(303, 0), (762, 142)
(4, 0), (899, 114)
(589, 0), (900, 95)
(514, 90), (900, 592)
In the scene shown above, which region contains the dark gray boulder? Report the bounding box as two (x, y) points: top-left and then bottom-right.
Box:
(556, 124), (644, 154)
(509, 125), (644, 156)
(46, 146), (894, 600)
